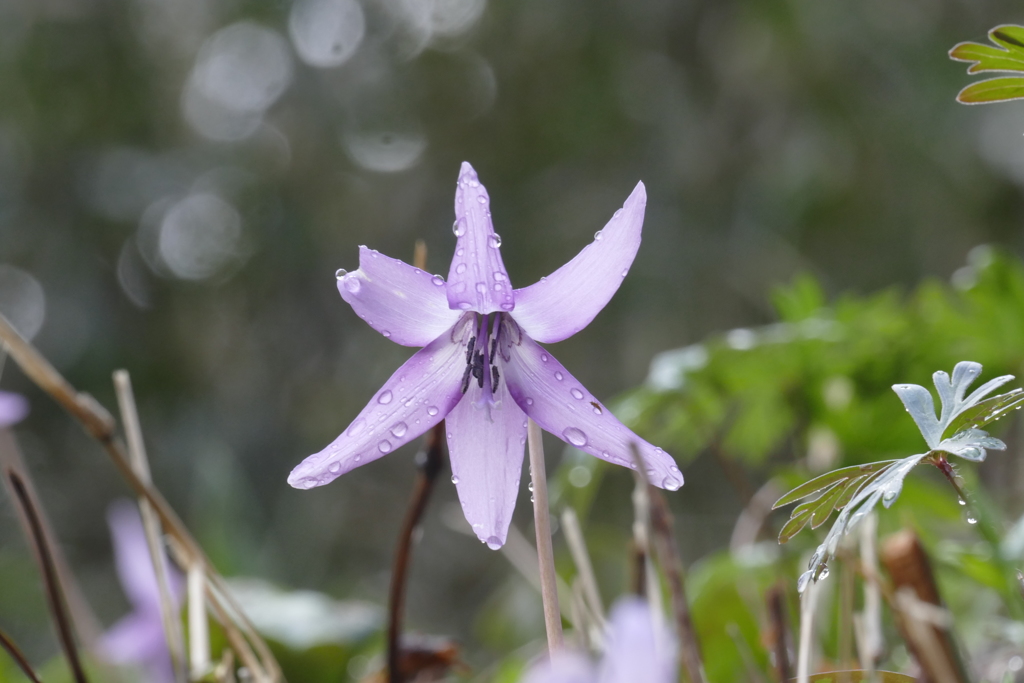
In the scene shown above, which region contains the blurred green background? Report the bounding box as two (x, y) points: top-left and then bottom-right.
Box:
(2, 0), (1024, 679)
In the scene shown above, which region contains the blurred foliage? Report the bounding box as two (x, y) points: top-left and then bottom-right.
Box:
(624, 247), (1024, 473)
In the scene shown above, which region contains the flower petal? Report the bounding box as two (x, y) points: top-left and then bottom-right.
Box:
(107, 499), (182, 614)
(599, 598), (677, 683)
(337, 246), (462, 347)
(512, 182), (646, 343)
(289, 317), (473, 489)
(446, 162), (516, 315)
(522, 652), (596, 683)
(0, 391), (28, 428)
(446, 374), (528, 549)
(503, 333), (683, 490)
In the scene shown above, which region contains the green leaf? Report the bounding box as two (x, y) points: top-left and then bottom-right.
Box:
(956, 77), (1024, 104)
(950, 42), (1024, 74)
(942, 389), (1024, 438)
(772, 461), (895, 509)
(834, 467), (889, 510)
(810, 483), (846, 529)
(991, 25), (1024, 50)
(778, 506), (813, 543)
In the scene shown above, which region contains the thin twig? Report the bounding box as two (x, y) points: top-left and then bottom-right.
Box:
(113, 370), (186, 683)
(8, 471), (89, 683)
(796, 576), (820, 683)
(528, 418), (563, 651)
(630, 445), (706, 683)
(0, 313), (281, 682)
(189, 563), (210, 679)
(0, 626), (42, 683)
(387, 422), (444, 683)
(560, 508), (605, 624)
(855, 514), (883, 671)
(0, 431), (103, 647)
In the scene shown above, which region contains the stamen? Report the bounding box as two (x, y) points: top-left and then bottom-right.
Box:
(491, 366), (500, 394)
(465, 336), (476, 364)
(473, 351), (485, 388)
(461, 364), (472, 394)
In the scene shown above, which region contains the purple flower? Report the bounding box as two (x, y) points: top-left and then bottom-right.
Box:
(288, 162), (682, 548)
(100, 500), (183, 683)
(522, 598), (676, 683)
(0, 391), (28, 428)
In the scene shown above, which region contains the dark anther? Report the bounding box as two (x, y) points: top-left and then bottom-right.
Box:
(491, 366), (500, 393)
(490, 337), (497, 359)
(466, 336), (476, 364)
(461, 365), (472, 393)
(472, 352), (485, 389)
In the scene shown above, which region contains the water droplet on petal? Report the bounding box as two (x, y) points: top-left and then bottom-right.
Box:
(431, 275), (445, 286)
(347, 419), (366, 436)
(381, 330), (391, 338)
(594, 229), (603, 240)
(488, 234), (502, 248)
(541, 354), (549, 362)
(476, 282), (487, 293)
(391, 422), (408, 438)
(525, 397), (534, 406)
(335, 268), (347, 279)
(453, 219), (466, 236)
(476, 195), (487, 204)
(451, 474), (459, 484)
(570, 388), (584, 400)
(501, 302), (514, 310)
(663, 477), (681, 491)
(670, 465), (681, 476)
(493, 283), (503, 291)
(621, 269), (629, 277)
(563, 427), (587, 447)
(302, 479), (316, 489)
(613, 209), (622, 218)
(554, 371), (564, 381)
(427, 406), (439, 416)
(494, 271), (506, 281)
(378, 440), (392, 453)
(456, 263), (467, 275)
(486, 536), (502, 550)
(458, 302), (472, 310)
(329, 462), (341, 474)
(378, 390), (393, 404)
(344, 277), (361, 293)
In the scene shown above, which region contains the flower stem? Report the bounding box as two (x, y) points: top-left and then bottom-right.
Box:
(527, 418), (563, 652)
(387, 422), (445, 683)
(7, 472), (89, 683)
(0, 626), (41, 683)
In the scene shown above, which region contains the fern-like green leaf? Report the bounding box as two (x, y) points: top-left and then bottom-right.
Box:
(942, 389), (1024, 438)
(957, 77), (1024, 104)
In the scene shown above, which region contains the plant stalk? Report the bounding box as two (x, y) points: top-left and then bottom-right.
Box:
(387, 422), (444, 683)
(527, 418), (563, 652)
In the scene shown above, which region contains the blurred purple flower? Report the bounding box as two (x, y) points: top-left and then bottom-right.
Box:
(522, 598), (676, 683)
(288, 162), (682, 548)
(0, 391), (28, 428)
(99, 500), (183, 683)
